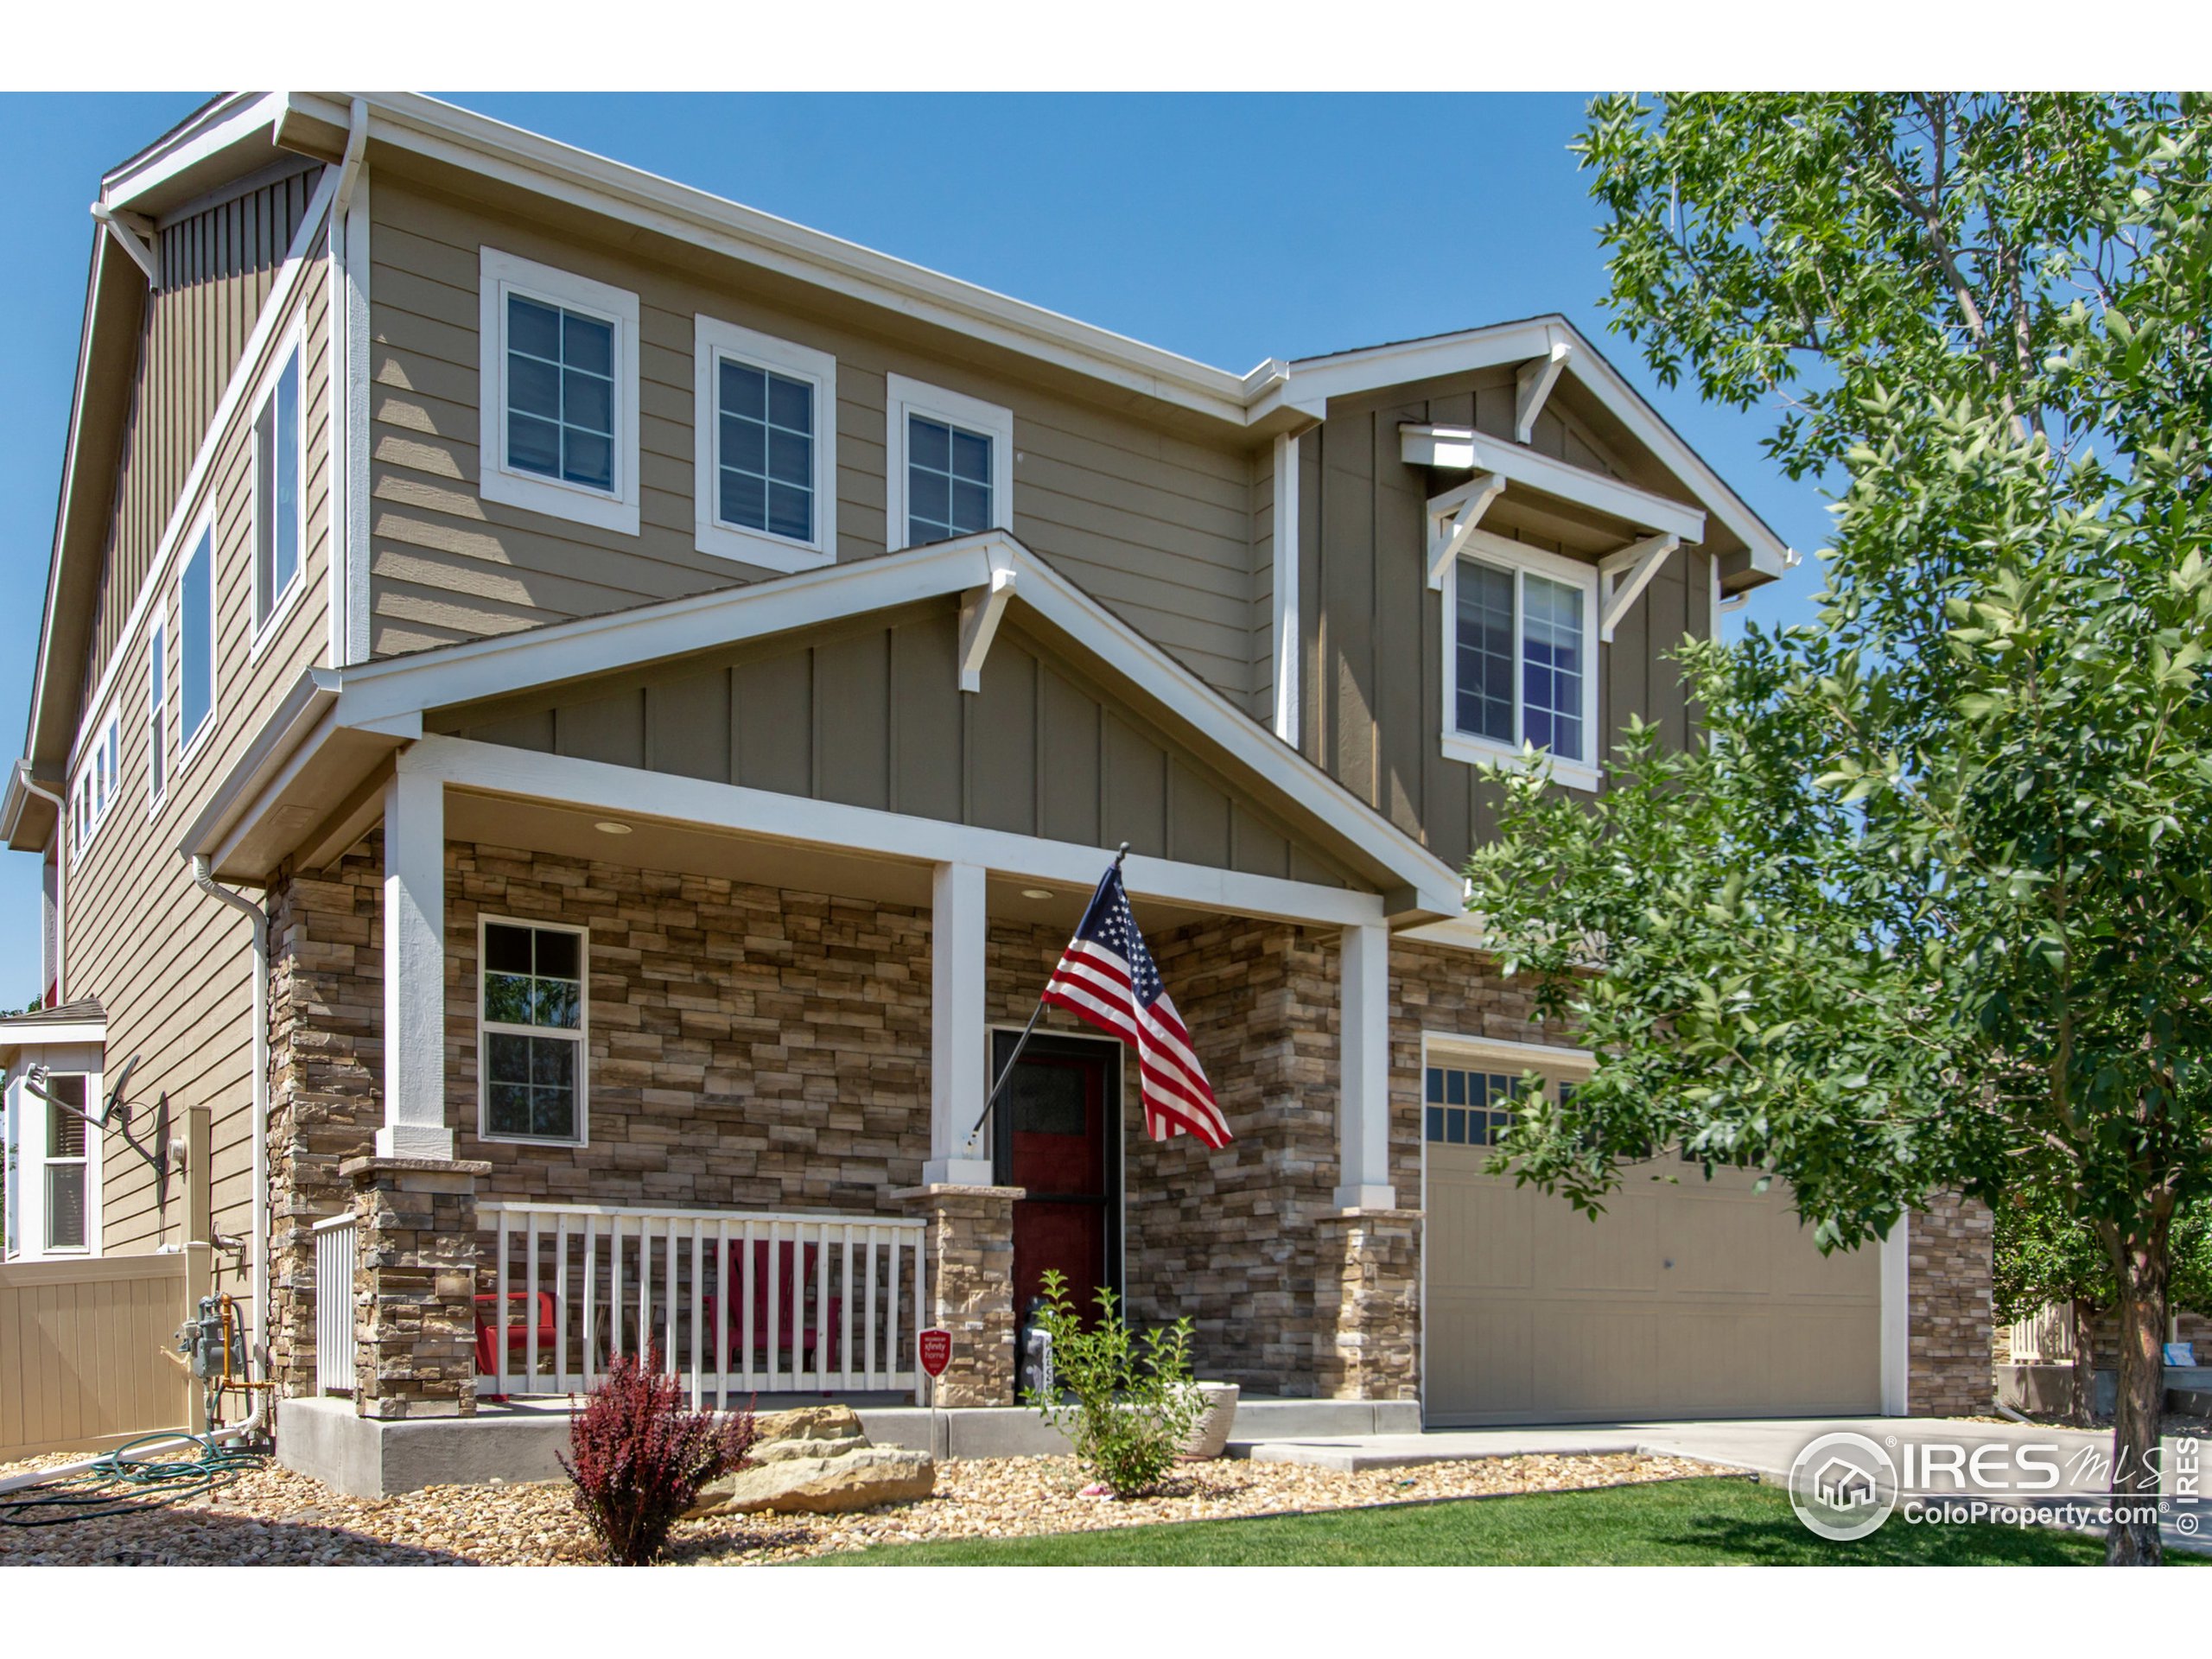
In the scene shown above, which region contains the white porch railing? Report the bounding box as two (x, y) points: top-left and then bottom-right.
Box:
(314, 1213), (358, 1395)
(2009, 1301), (2078, 1364)
(476, 1202), (929, 1407)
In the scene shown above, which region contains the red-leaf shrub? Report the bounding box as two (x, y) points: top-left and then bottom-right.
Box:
(559, 1351), (756, 1564)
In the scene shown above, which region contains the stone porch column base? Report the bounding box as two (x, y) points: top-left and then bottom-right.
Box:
(893, 1182), (1025, 1408)
(1314, 1206), (1421, 1402)
(344, 1155), (493, 1421)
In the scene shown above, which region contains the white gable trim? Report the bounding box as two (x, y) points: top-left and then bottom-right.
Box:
(325, 531), (1462, 919)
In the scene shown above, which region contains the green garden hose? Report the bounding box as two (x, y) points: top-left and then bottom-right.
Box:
(0, 1431), (266, 1527)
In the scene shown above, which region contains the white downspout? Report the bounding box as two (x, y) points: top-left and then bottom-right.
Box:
(20, 770), (66, 1003)
(193, 856), (270, 1375)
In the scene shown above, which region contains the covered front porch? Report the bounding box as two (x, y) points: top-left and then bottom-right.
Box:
(189, 533), (1462, 1433)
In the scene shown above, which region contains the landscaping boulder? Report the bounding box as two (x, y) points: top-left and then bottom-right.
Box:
(683, 1404), (934, 1516)
(689, 1447), (936, 1516)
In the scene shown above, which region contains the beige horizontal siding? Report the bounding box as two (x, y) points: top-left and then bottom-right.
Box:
(367, 174), (1260, 699)
(62, 213), (337, 1300)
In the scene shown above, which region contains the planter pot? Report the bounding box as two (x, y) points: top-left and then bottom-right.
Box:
(1179, 1382), (1241, 1460)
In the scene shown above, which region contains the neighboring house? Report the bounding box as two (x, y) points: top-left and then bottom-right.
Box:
(0, 92), (1991, 1451)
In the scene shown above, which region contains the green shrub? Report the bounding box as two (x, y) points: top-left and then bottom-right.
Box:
(1021, 1269), (1205, 1498)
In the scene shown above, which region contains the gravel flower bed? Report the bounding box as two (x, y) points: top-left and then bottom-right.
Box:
(0, 1447), (1726, 1567)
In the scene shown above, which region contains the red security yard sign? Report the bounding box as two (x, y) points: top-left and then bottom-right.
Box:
(918, 1329), (952, 1379)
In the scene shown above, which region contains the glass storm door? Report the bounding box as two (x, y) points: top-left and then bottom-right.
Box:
(993, 1032), (1120, 1336)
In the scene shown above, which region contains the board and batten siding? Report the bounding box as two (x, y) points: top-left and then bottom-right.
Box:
(429, 606), (1357, 891)
(365, 175), (1261, 700)
(1298, 377), (1713, 870)
(61, 217), (337, 1281)
(87, 163), (325, 692)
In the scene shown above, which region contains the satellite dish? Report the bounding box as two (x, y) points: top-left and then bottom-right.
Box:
(99, 1054), (138, 1129)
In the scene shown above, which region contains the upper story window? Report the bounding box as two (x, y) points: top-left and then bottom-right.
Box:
(692, 315), (837, 571)
(884, 374), (1012, 551)
(1441, 537), (1601, 792)
(147, 618), (167, 810)
(479, 918), (588, 1146)
(251, 341), (304, 641)
(71, 714), (119, 864)
(177, 520), (215, 765)
(478, 248), (640, 537)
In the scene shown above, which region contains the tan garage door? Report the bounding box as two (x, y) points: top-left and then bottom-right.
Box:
(1425, 1147), (1882, 1426)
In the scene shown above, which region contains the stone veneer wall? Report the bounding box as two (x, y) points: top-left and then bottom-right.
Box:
(265, 838), (387, 1396)
(444, 843), (938, 1216)
(1910, 1191), (1995, 1416)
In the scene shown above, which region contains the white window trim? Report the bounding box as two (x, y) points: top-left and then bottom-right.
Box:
(1440, 533), (1602, 793)
(692, 315), (837, 571)
(883, 372), (1014, 552)
(475, 913), (591, 1148)
(5, 1053), (104, 1262)
(477, 247), (641, 537)
(146, 613), (168, 817)
(70, 712), (121, 867)
(248, 327), (309, 657)
(175, 513), (219, 779)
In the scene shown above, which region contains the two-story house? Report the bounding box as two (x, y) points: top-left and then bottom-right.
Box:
(0, 92), (1991, 1483)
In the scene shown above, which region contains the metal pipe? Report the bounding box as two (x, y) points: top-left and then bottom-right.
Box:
(192, 856), (270, 1374)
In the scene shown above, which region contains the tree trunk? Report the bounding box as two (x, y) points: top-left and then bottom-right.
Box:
(2069, 1297), (2101, 1429)
(2107, 1227), (2170, 1565)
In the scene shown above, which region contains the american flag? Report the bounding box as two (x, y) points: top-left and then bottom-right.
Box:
(1040, 865), (1231, 1148)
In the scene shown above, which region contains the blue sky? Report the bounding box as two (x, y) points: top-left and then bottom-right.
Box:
(0, 92), (1834, 1007)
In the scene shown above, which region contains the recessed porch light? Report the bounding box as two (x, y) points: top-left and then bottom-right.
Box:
(1020, 888), (1053, 900)
(594, 820), (633, 835)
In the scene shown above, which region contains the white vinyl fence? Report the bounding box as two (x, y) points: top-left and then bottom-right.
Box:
(475, 1202), (929, 1406)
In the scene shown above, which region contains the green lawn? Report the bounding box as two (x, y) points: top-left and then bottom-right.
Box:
(815, 1476), (2182, 1567)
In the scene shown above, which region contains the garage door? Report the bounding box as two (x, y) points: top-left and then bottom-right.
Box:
(1423, 1077), (1881, 1426)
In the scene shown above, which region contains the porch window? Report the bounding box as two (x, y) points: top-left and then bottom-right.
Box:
(884, 373), (1012, 551)
(43, 1074), (87, 1252)
(479, 918), (588, 1145)
(1441, 538), (1600, 792)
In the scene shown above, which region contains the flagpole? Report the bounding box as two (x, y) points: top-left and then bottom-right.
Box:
(963, 842), (1128, 1155)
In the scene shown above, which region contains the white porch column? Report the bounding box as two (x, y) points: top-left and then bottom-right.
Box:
(378, 760), (454, 1160)
(1335, 920), (1396, 1210)
(926, 859), (995, 1186)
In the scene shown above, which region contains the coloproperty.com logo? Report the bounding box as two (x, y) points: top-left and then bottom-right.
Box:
(1786, 1429), (2202, 1541)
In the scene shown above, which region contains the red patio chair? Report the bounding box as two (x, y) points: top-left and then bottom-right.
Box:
(474, 1289), (559, 1381)
(702, 1239), (842, 1373)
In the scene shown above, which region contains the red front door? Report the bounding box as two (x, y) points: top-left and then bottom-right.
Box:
(994, 1033), (1119, 1331)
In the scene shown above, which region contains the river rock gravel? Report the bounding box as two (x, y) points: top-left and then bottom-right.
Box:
(0, 1448), (1726, 1566)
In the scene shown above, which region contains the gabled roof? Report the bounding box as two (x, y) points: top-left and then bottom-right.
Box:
(18, 92), (1797, 851)
(186, 532), (1467, 924)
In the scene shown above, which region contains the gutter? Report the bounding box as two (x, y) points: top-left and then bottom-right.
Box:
(12, 766), (67, 1003)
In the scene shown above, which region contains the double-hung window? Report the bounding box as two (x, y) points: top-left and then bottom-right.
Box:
(177, 521), (215, 764)
(479, 248), (640, 537)
(692, 316), (837, 570)
(479, 918), (588, 1145)
(251, 342), (304, 639)
(41, 1073), (88, 1252)
(147, 619), (167, 810)
(884, 374), (1013, 551)
(1442, 537), (1601, 791)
